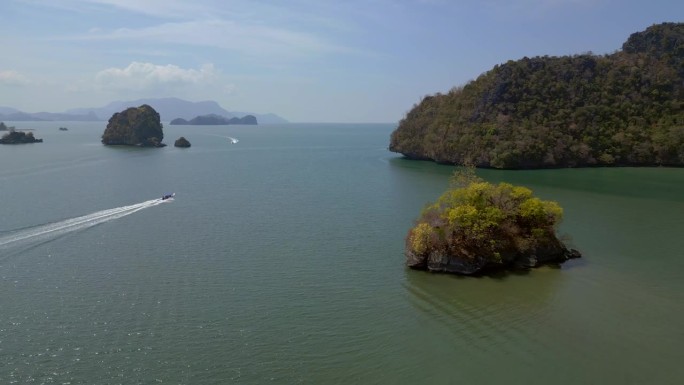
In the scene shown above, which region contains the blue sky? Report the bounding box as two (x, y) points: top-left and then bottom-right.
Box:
(0, 0), (681, 122)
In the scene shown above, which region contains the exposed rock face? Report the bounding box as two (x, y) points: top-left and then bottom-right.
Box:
(102, 104), (165, 147)
(406, 235), (581, 275)
(169, 114), (258, 125)
(0, 130), (43, 144)
(174, 136), (191, 148)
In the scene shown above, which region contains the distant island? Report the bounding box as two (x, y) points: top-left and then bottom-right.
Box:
(0, 129), (43, 144)
(0, 109), (98, 122)
(170, 114), (257, 125)
(390, 22), (684, 169)
(0, 97), (287, 124)
(101, 105), (166, 147)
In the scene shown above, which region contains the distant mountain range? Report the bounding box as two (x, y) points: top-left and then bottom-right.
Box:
(0, 97), (288, 124)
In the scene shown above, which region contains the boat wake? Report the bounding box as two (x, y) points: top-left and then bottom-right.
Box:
(205, 134), (239, 143)
(0, 198), (165, 250)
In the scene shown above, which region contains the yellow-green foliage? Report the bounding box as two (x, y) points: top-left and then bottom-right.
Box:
(408, 222), (434, 255)
(408, 175), (564, 262)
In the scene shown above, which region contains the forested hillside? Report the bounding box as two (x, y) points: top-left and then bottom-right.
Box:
(389, 22), (684, 169)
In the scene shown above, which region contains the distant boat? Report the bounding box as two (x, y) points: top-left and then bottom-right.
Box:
(161, 193), (175, 200)
(58, 127), (68, 131)
(228, 137), (239, 144)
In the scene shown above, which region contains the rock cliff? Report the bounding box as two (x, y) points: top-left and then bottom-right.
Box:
(102, 105), (165, 147)
(174, 136), (191, 148)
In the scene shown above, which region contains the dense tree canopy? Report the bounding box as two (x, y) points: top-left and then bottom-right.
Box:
(405, 170), (577, 274)
(390, 22), (684, 169)
(0, 130), (43, 144)
(102, 105), (165, 147)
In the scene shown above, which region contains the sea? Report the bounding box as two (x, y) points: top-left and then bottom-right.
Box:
(0, 122), (682, 384)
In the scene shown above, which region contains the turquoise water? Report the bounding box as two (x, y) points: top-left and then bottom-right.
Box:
(0, 122), (682, 384)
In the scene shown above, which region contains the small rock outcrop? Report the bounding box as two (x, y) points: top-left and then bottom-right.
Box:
(174, 136), (191, 148)
(405, 170), (580, 275)
(0, 130), (43, 144)
(101, 104), (165, 147)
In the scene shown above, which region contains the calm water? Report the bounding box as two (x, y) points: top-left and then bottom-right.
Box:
(0, 122), (682, 384)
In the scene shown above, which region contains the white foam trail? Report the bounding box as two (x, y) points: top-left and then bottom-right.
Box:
(0, 199), (164, 248)
(205, 134), (239, 143)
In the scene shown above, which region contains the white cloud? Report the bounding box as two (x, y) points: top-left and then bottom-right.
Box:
(481, 0), (597, 15)
(94, 62), (218, 90)
(0, 70), (31, 86)
(82, 0), (216, 18)
(39, 1), (358, 59)
(17, 0), (211, 18)
(72, 19), (352, 58)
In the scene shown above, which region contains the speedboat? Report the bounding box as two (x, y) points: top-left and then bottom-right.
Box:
(161, 193), (175, 200)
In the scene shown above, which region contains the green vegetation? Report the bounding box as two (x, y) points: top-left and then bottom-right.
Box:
(390, 22), (684, 169)
(0, 130), (43, 144)
(405, 168), (577, 274)
(102, 104), (165, 147)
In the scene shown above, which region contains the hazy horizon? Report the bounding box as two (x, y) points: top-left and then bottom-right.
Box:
(1, 0), (682, 123)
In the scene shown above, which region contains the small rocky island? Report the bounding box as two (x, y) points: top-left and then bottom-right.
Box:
(102, 104), (166, 147)
(405, 169), (580, 275)
(174, 136), (191, 148)
(170, 114), (257, 125)
(0, 129), (43, 144)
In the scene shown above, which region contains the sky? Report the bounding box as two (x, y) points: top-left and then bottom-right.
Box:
(0, 0), (681, 122)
